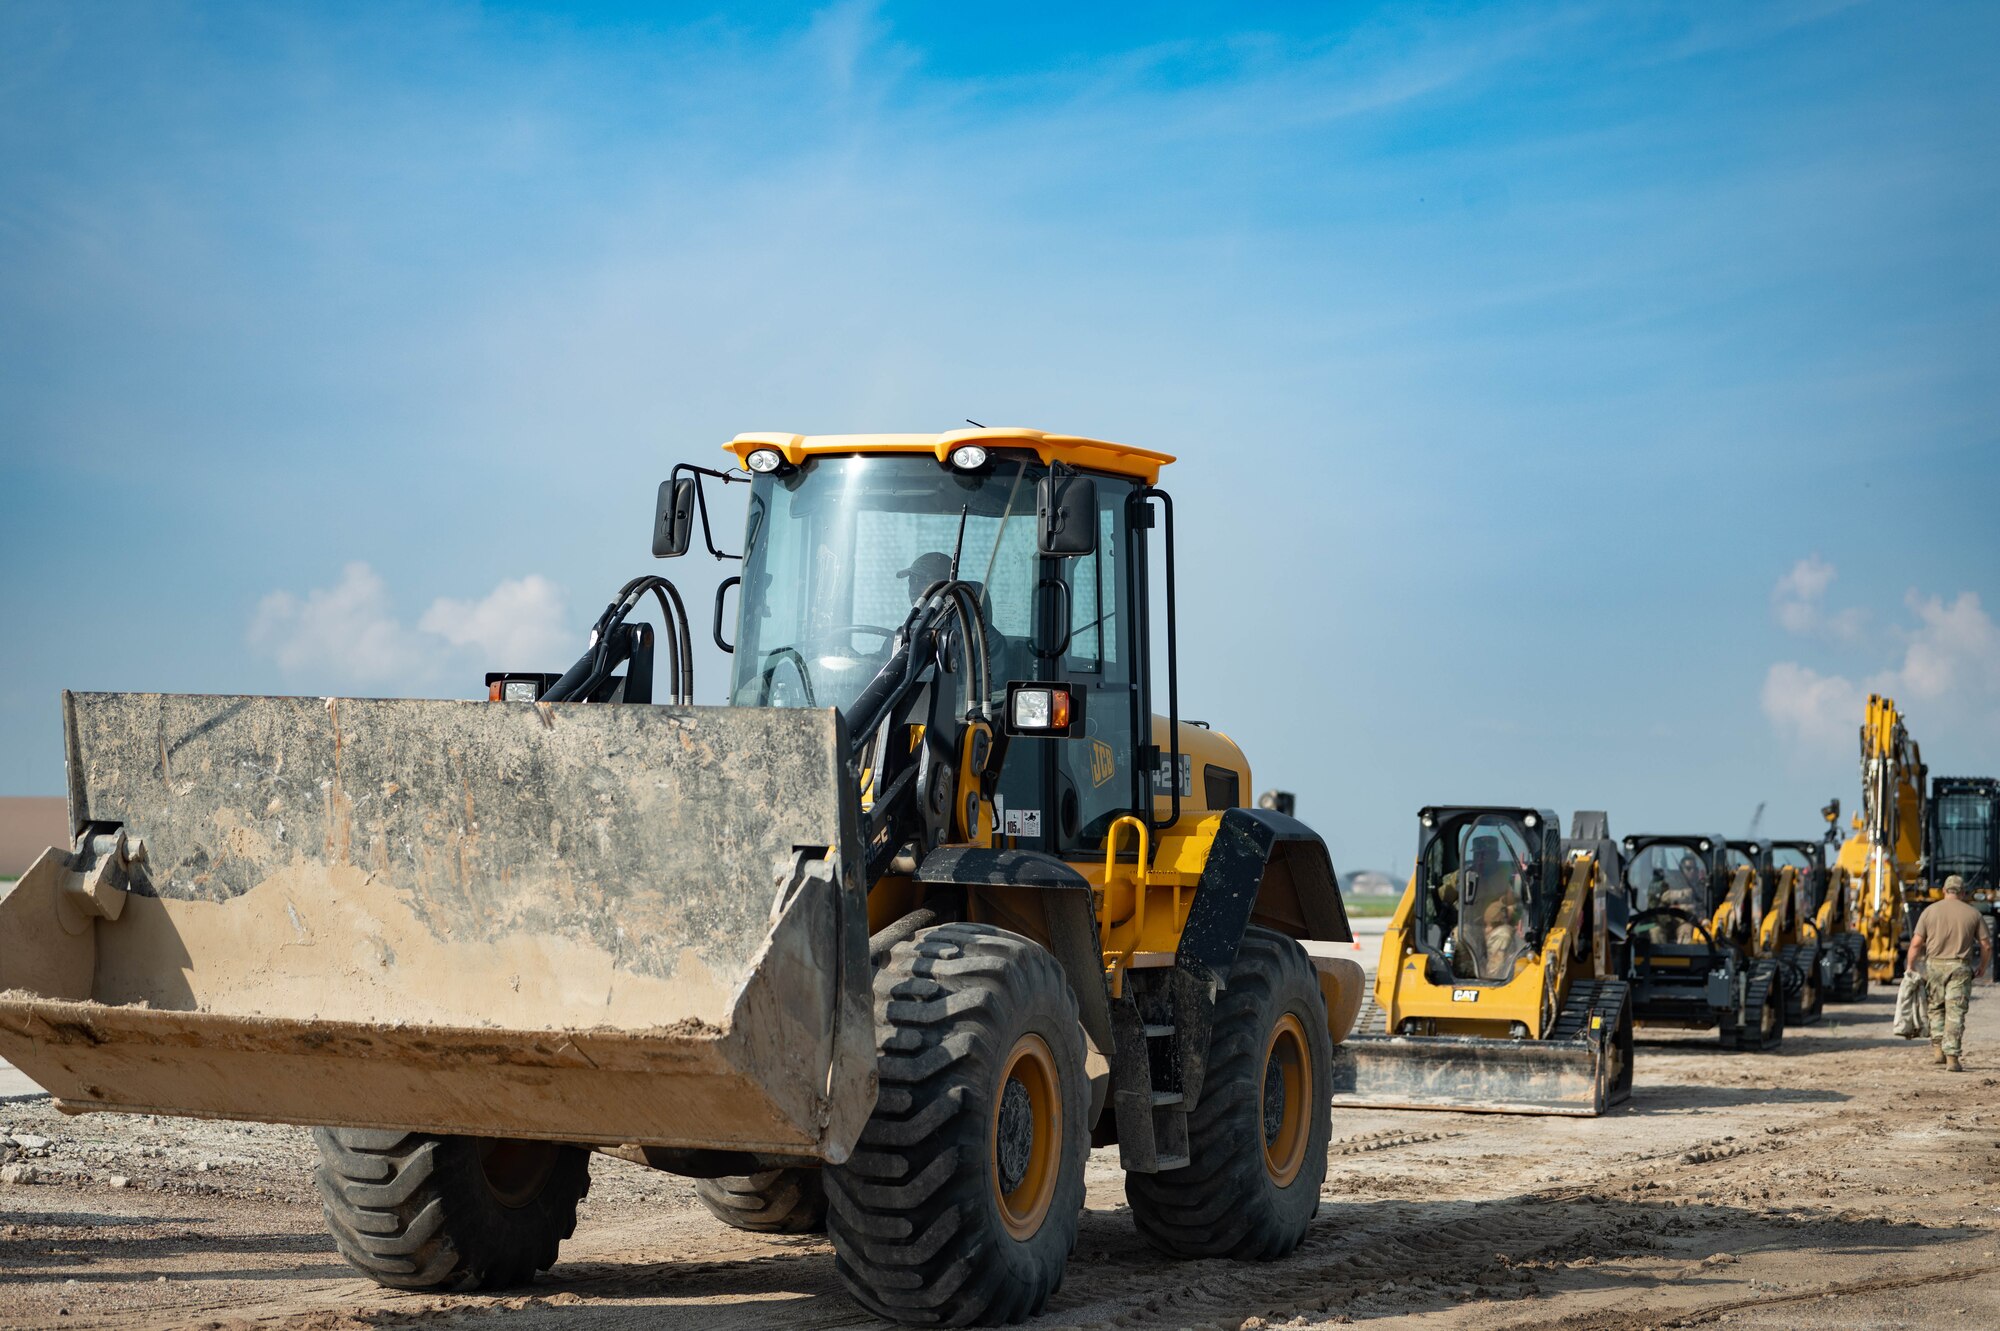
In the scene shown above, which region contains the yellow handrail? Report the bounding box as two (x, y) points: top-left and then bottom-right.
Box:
(1103, 815), (1150, 995)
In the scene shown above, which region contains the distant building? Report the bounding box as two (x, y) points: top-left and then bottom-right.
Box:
(0, 798), (66, 877)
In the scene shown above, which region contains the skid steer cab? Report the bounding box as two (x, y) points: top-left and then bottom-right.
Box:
(0, 428), (1361, 1328)
(1330, 807), (1633, 1117)
(1624, 834), (1785, 1051)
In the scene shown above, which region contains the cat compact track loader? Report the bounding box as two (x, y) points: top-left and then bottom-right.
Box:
(1329, 808), (1633, 1116)
(0, 429), (1365, 1327)
(1726, 839), (1832, 1025)
(1624, 834), (1785, 1051)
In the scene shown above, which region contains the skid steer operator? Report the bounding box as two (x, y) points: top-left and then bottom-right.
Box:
(1658, 854), (1704, 943)
(1908, 875), (1995, 1072)
(1459, 836), (1526, 981)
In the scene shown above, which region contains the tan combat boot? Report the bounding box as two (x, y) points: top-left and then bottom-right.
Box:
(1933, 1044), (1948, 1066)
(1946, 1055), (1963, 1072)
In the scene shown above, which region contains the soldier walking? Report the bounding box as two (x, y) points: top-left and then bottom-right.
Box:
(1906, 875), (1995, 1072)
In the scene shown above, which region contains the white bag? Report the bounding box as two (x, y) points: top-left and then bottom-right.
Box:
(1893, 969), (1930, 1039)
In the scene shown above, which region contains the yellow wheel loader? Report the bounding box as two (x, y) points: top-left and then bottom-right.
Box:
(1624, 834), (1785, 1051)
(0, 429), (1364, 1327)
(1328, 808), (1634, 1116)
(1828, 693), (1927, 986)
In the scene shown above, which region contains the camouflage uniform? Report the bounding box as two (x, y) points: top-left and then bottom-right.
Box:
(1913, 879), (1990, 1061)
(1926, 960), (1973, 1058)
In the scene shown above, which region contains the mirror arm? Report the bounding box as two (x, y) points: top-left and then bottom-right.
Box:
(670, 462), (747, 561)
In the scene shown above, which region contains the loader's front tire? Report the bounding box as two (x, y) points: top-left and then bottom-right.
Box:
(312, 1129), (590, 1291)
(695, 1168), (827, 1234)
(1125, 926), (1332, 1261)
(825, 922), (1088, 1326)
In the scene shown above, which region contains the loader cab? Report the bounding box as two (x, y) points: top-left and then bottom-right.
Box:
(1411, 806), (1562, 984)
(714, 435), (1170, 855)
(1927, 777), (2000, 899)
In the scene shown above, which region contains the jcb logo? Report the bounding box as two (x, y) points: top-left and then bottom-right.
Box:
(1089, 739), (1117, 788)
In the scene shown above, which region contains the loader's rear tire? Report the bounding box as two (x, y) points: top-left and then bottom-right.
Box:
(312, 1129), (589, 1291)
(825, 922), (1088, 1326)
(695, 1168), (827, 1234)
(1125, 926), (1332, 1261)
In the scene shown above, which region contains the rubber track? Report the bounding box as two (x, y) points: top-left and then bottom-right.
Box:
(823, 921), (1086, 1326)
(1125, 927), (1331, 1261)
(312, 1130), (588, 1291)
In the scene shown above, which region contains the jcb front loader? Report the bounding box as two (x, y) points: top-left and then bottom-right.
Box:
(0, 429), (1364, 1327)
(1329, 807), (1633, 1116)
(1624, 834), (1785, 1051)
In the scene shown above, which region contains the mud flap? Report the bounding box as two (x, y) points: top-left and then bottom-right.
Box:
(1329, 1034), (1614, 1117)
(0, 692), (877, 1160)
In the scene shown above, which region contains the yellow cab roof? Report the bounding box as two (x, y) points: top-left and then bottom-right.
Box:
(724, 428), (1175, 485)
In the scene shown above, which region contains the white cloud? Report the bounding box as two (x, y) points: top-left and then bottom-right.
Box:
(1760, 660), (1864, 756)
(1772, 555), (1865, 641)
(1764, 580), (2000, 756)
(418, 575), (569, 668)
(248, 562), (424, 684)
(250, 563), (570, 689)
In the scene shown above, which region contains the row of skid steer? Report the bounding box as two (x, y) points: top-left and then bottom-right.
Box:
(1332, 806), (1878, 1118)
(0, 429), (1368, 1327)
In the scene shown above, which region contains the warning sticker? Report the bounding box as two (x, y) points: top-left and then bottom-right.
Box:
(1005, 808), (1043, 837)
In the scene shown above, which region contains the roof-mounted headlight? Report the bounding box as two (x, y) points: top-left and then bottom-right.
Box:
(746, 448), (785, 474)
(1524, 813), (1539, 829)
(948, 444), (989, 471)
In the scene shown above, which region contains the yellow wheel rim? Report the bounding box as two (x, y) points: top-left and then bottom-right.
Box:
(991, 1034), (1062, 1240)
(479, 1138), (558, 1209)
(1261, 1014), (1310, 1188)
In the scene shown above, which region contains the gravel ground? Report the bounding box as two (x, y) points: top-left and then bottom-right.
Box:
(2, 970), (1996, 1330)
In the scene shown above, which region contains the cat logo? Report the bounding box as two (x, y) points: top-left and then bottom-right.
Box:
(1451, 988), (1480, 1003)
(1089, 739), (1117, 788)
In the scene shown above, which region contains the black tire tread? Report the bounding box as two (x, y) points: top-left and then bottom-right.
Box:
(695, 1169), (828, 1234)
(311, 1130), (589, 1291)
(824, 921), (1087, 1326)
(1125, 926), (1333, 1261)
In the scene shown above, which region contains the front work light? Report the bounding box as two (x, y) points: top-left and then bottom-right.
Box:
(1006, 682), (1083, 738)
(745, 447), (785, 474)
(949, 444), (989, 471)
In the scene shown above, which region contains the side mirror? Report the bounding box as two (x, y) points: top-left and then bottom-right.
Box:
(1036, 474), (1097, 556)
(653, 478), (695, 558)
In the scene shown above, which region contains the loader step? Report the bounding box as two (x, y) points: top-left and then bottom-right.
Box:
(1142, 1024), (1175, 1038)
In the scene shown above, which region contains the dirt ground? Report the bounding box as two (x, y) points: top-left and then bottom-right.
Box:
(4, 987), (1998, 1331)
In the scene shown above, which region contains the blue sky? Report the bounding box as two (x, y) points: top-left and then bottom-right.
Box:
(2, 0), (1995, 872)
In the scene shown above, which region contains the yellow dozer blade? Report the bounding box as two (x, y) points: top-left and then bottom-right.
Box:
(0, 692), (877, 1161)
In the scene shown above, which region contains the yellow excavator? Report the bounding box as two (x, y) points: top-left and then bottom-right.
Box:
(0, 429), (1365, 1327)
(1829, 693), (1927, 985)
(1329, 807), (1634, 1116)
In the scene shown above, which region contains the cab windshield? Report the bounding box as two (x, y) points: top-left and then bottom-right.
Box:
(1627, 844), (1710, 914)
(729, 455), (1042, 715)
(1416, 813), (1537, 983)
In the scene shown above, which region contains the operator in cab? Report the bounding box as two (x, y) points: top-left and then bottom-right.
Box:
(1908, 875), (1995, 1072)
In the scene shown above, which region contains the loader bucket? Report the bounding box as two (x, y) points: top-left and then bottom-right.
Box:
(1328, 1034), (1621, 1117)
(0, 692), (877, 1161)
